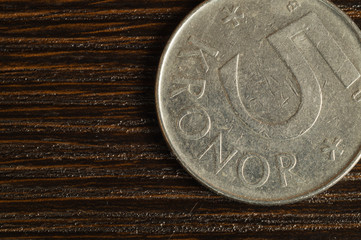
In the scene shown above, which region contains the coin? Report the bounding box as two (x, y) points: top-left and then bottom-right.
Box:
(156, 0), (361, 205)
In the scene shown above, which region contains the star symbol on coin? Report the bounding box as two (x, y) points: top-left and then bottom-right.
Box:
(321, 138), (344, 161)
(287, 0), (300, 12)
(222, 6), (245, 27)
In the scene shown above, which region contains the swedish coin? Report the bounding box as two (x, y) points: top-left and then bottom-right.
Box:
(156, 0), (361, 205)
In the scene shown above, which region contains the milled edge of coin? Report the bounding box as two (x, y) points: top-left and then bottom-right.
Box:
(156, 0), (361, 205)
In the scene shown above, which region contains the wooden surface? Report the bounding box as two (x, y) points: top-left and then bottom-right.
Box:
(0, 0), (361, 239)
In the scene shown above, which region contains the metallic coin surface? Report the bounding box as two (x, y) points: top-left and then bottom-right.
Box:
(156, 0), (361, 205)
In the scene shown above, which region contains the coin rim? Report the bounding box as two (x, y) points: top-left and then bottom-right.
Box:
(156, 0), (361, 205)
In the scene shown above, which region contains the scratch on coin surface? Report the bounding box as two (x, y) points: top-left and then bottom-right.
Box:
(282, 96), (290, 106)
(322, 78), (327, 88)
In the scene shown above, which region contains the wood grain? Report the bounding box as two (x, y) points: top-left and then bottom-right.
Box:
(0, 0), (361, 239)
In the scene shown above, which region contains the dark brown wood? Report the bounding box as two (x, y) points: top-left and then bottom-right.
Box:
(0, 0), (361, 239)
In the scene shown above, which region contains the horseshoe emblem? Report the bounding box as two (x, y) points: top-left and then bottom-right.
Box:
(219, 14), (325, 140)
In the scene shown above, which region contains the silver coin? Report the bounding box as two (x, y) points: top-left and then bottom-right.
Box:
(156, 0), (361, 205)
